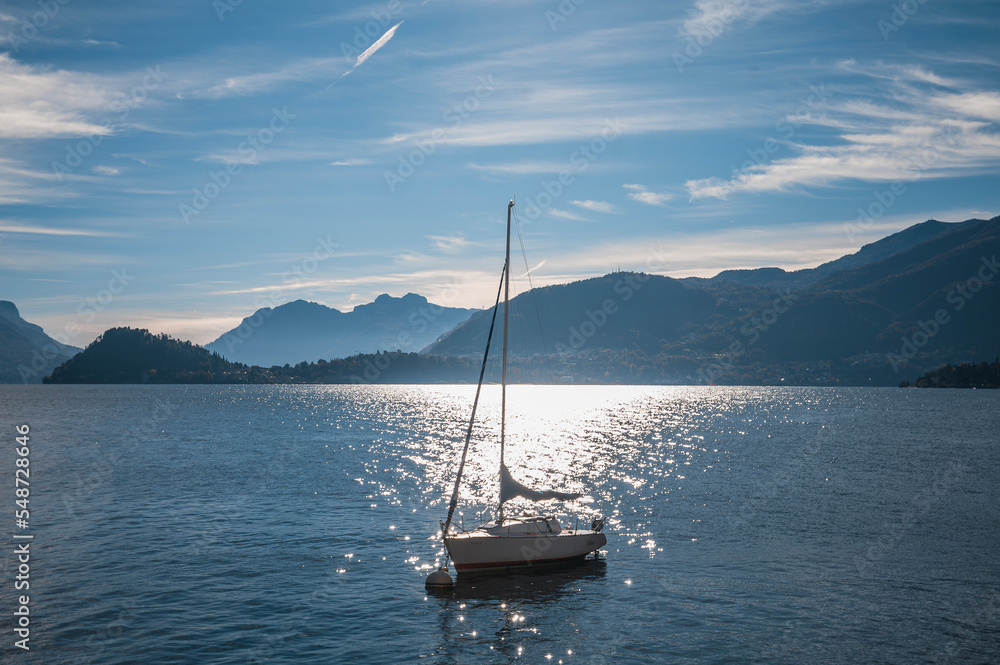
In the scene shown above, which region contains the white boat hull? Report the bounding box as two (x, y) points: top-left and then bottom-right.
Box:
(445, 522), (606, 572)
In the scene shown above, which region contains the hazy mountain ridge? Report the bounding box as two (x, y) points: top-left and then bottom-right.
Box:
(705, 217), (989, 292)
(427, 216), (1000, 383)
(694, 215), (999, 373)
(0, 301), (81, 383)
(44, 327), (480, 385)
(46, 327), (248, 384)
(205, 293), (478, 367)
(16, 214), (1000, 386)
(425, 272), (727, 357)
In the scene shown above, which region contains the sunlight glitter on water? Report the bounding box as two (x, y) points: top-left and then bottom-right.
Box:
(382, 385), (711, 523)
(325, 384), (753, 578)
(215, 383), (793, 578)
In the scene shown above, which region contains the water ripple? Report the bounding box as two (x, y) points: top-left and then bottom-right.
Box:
(1, 385), (998, 664)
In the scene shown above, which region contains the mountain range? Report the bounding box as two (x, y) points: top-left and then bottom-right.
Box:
(6, 214), (999, 385)
(204, 293), (478, 367)
(426, 215), (1000, 383)
(0, 301), (81, 383)
(702, 217), (986, 291)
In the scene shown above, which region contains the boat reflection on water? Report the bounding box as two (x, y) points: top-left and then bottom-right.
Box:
(436, 556), (607, 601)
(426, 557), (608, 663)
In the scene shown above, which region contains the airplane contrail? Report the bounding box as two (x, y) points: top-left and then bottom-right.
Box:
(328, 21), (404, 89)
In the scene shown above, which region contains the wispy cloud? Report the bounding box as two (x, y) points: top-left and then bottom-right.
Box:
(0, 248), (127, 270)
(0, 54), (117, 139)
(328, 21), (404, 88)
(367, 20), (776, 152)
(208, 281), (332, 297)
(395, 250), (428, 263)
(428, 235), (470, 252)
(82, 38), (121, 48)
(387, 106), (728, 148)
(330, 158), (371, 166)
(467, 160), (579, 175)
(571, 199), (616, 213)
(546, 208), (992, 279)
(681, 0), (841, 37)
(204, 267), (500, 315)
(0, 157), (69, 205)
(624, 184), (673, 206)
(930, 90), (1000, 122)
(547, 208), (587, 221)
(185, 56), (342, 99)
(681, 0), (758, 36)
(0, 221), (125, 237)
(685, 63), (1000, 200)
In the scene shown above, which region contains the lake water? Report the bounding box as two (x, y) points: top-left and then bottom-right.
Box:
(1, 385), (998, 664)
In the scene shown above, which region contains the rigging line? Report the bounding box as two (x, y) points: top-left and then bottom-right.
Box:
(511, 205), (556, 383)
(442, 262), (506, 542)
(510, 282), (530, 384)
(509, 283), (528, 385)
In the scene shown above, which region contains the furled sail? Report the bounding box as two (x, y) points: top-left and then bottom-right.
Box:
(499, 463), (581, 505)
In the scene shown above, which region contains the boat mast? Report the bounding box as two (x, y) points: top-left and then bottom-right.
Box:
(499, 198), (513, 525)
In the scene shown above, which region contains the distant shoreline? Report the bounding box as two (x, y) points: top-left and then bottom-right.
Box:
(33, 327), (1000, 389)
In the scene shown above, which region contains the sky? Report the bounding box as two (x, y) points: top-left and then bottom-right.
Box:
(1, 0), (999, 346)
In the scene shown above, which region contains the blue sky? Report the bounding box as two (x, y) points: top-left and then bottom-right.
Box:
(1, 0), (998, 346)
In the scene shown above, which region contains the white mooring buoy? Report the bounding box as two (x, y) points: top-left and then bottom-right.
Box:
(425, 567), (454, 588)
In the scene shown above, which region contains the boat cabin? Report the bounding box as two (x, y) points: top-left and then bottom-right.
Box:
(485, 516), (561, 535)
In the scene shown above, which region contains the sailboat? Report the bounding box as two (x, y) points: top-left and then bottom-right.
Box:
(428, 200), (606, 584)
